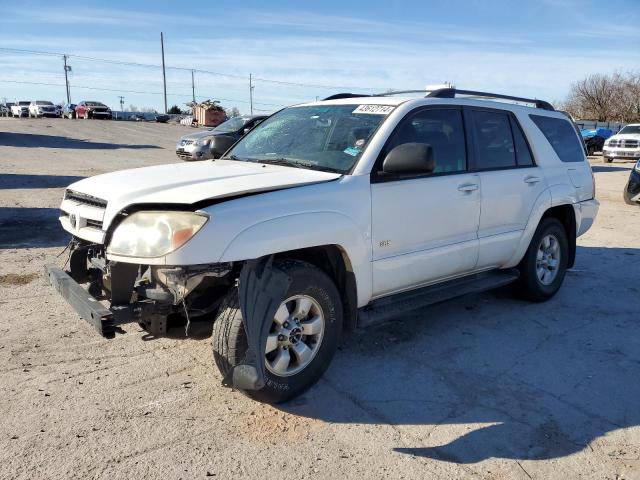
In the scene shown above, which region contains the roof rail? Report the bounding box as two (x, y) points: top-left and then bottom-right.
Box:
(427, 88), (555, 111)
(323, 93), (371, 100)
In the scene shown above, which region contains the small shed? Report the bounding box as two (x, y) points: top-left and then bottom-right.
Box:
(188, 100), (227, 127)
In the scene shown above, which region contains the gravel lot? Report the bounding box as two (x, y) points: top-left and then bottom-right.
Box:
(1, 117), (639, 480)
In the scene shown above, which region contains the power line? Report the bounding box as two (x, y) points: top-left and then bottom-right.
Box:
(0, 47), (376, 90)
(0, 79), (286, 107)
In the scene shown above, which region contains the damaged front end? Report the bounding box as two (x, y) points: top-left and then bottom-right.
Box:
(45, 240), (234, 339)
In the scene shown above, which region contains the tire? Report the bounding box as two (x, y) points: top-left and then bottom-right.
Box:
(603, 156), (613, 163)
(516, 217), (569, 302)
(212, 259), (343, 403)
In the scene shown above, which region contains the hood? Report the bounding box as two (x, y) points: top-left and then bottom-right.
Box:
(67, 159), (342, 227)
(609, 133), (640, 141)
(179, 129), (218, 141)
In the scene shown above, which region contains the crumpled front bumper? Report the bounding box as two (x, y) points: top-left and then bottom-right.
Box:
(45, 265), (120, 338)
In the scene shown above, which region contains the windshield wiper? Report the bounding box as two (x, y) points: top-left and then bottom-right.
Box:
(257, 158), (343, 174)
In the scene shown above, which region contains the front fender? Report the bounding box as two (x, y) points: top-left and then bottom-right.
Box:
(219, 212), (373, 307)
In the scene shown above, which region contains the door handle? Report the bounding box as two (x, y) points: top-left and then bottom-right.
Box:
(524, 176), (541, 184)
(458, 183), (479, 192)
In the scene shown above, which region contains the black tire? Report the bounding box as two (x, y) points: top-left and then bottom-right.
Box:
(603, 156), (613, 163)
(516, 217), (569, 302)
(212, 259), (342, 403)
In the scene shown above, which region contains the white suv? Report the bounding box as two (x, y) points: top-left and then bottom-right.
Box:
(46, 89), (599, 403)
(603, 123), (640, 163)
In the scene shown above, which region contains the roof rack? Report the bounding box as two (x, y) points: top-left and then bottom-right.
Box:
(427, 88), (555, 111)
(323, 93), (371, 100)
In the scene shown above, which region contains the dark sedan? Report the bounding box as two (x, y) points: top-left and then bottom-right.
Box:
(624, 160), (640, 205)
(75, 101), (112, 120)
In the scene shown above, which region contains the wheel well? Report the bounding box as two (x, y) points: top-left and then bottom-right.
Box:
(274, 245), (358, 332)
(542, 204), (576, 268)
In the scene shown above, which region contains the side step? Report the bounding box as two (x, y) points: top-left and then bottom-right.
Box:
(358, 269), (520, 328)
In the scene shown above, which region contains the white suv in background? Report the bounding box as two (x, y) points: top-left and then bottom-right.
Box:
(46, 88), (598, 403)
(10, 101), (30, 117)
(603, 123), (640, 163)
(28, 100), (58, 118)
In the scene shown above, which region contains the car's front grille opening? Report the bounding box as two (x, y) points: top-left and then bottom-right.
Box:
(64, 190), (108, 209)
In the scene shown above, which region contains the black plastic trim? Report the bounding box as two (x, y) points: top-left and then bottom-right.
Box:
(428, 88), (555, 111)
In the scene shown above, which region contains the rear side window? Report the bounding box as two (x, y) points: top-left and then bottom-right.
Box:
(530, 115), (585, 163)
(511, 119), (534, 166)
(470, 110), (516, 169)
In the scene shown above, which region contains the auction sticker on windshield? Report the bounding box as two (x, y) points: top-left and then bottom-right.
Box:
(352, 105), (395, 115)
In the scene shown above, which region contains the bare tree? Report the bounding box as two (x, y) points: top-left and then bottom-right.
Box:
(563, 71), (640, 122)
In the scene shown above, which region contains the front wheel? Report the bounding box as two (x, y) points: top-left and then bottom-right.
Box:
(212, 259), (343, 403)
(516, 217), (569, 302)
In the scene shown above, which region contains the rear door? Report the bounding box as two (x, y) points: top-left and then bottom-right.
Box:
(466, 108), (547, 269)
(370, 106), (481, 297)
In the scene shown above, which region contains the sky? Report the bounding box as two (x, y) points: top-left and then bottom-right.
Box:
(1, 0), (639, 114)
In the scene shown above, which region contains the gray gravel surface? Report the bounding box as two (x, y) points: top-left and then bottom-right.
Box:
(1, 117), (639, 479)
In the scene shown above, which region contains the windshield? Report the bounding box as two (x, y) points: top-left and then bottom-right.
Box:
(36, 101), (53, 106)
(18, 101), (30, 106)
(619, 125), (640, 135)
(226, 105), (393, 173)
(213, 117), (247, 133)
(86, 102), (106, 107)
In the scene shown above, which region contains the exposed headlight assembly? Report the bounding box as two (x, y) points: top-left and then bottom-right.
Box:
(107, 211), (208, 258)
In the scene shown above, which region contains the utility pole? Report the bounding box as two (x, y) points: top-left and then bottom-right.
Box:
(63, 55), (71, 104)
(249, 73), (254, 116)
(191, 69), (195, 103)
(118, 96), (125, 113)
(160, 32), (168, 114)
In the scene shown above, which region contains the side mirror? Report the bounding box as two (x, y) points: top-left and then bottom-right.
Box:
(382, 143), (435, 175)
(210, 135), (237, 158)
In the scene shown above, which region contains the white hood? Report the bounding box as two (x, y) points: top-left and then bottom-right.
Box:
(67, 159), (341, 227)
(609, 133), (640, 141)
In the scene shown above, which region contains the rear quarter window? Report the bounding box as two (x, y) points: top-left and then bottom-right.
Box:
(530, 114), (585, 163)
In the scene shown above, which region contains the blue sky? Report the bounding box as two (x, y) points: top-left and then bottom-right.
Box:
(1, 0), (638, 114)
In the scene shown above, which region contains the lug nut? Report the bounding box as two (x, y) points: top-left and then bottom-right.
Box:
(283, 321), (290, 328)
(277, 334), (285, 341)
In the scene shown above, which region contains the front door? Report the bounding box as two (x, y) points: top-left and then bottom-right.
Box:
(370, 107), (481, 297)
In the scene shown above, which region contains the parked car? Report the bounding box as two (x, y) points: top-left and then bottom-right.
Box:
(46, 88), (598, 403)
(175, 115), (267, 161)
(75, 101), (112, 119)
(29, 100), (58, 118)
(602, 124), (640, 163)
(155, 114), (170, 123)
(55, 104), (63, 117)
(62, 104), (77, 119)
(11, 101), (30, 117)
(0, 102), (12, 117)
(129, 113), (146, 121)
(624, 160), (640, 205)
(581, 128), (613, 156)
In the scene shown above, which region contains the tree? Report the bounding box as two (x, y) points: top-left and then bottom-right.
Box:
(128, 104), (138, 112)
(168, 105), (182, 114)
(226, 107), (240, 117)
(562, 71), (640, 122)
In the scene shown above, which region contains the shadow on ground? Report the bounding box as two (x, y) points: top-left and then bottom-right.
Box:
(0, 173), (85, 190)
(0, 207), (69, 249)
(0, 132), (161, 150)
(282, 245), (640, 464)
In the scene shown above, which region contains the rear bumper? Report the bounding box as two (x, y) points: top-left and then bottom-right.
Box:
(574, 198), (599, 237)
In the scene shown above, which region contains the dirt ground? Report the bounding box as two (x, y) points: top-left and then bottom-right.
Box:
(0, 117), (639, 480)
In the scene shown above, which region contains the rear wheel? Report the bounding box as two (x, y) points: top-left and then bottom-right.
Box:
(212, 259), (342, 403)
(516, 217), (569, 302)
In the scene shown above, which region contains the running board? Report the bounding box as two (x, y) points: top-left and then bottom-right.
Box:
(358, 269), (520, 328)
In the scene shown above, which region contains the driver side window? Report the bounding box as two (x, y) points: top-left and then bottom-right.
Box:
(382, 108), (467, 175)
